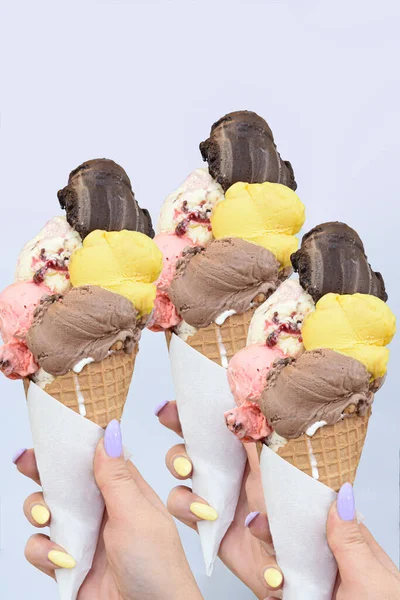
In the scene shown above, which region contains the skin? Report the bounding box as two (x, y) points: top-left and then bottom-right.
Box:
(157, 401), (400, 600)
(17, 402), (400, 600)
(17, 440), (202, 600)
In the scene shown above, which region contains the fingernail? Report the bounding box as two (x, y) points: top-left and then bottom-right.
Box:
(264, 567), (283, 588)
(173, 456), (192, 477)
(12, 448), (27, 464)
(190, 502), (218, 521)
(31, 504), (50, 525)
(48, 550), (76, 569)
(244, 511), (260, 527)
(104, 420), (122, 458)
(154, 400), (169, 416)
(337, 482), (355, 521)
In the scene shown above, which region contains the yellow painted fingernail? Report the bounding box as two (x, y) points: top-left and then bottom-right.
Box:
(190, 502), (218, 521)
(264, 567), (283, 588)
(173, 456), (192, 477)
(48, 550), (76, 569)
(31, 504), (50, 525)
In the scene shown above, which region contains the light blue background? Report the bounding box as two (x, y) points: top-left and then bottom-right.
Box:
(0, 1), (399, 598)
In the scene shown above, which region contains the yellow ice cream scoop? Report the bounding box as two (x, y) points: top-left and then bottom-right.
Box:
(302, 293), (396, 379)
(210, 181), (305, 268)
(69, 230), (162, 316)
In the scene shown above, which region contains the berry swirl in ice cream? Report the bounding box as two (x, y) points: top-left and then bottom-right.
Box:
(168, 238), (281, 329)
(158, 168), (224, 245)
(15, 216), (82, 294)
(200, 110), (297, 192)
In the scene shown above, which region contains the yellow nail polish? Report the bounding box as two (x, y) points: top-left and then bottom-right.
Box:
(190, 502), (218, 521)
(48, 550), (76, 569)
(173, 456), (192, 477)
(31, 504), (50, 525)
(264, 567), (283, 588)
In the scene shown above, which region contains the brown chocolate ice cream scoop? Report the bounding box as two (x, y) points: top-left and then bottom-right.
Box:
(200, 111), (297, 192)
(26, 285), (143, 376)
(58, 158), (154, 239)
(291, 222), (387, 303)
(259, 349), (374, 439)
(168, 237), (280, 328)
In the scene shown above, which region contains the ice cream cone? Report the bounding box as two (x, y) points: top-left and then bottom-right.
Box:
(24, 349), (138, 429)
(275, 410), (371, 492)
(166, 309), (256, 367)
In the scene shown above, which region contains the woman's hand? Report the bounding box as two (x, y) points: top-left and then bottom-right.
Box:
(156, 400), (284, 600)
(15, 420), (203, 600)
(327, 483), (400, 599)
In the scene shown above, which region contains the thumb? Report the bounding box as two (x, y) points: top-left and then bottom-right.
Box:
(327, 483), (374, 582)
(94, 420), (143, 522)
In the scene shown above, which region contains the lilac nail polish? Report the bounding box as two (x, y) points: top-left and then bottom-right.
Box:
(337, 482), (355, 521)
(12, 448), (27, 464)
(104, 420), (123, 458)
(244, 511), (260, 528)
(154, 400), (169, 416)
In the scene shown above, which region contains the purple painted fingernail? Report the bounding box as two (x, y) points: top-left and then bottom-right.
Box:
(244, 511), (260, 527)
(104, 420), (122, 458)
(12, 448), (27, 464)
(337, 482), (355, 521)
(154, 400), (169, 416)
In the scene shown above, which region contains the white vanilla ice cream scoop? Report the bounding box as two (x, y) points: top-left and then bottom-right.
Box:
(158, 168), (224, 245)
(15, 216), (82, 294)
(247, 279), (315, 357)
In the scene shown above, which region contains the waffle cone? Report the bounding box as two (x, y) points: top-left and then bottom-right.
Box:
(166, 309), (256, 367)
(25, 350), (138, 429)
(276, 410), (371, 492)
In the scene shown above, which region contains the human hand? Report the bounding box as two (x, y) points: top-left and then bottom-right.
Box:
(156, 400), (284, 600)
(327, 483), (400, 600)
(15, 420), (203, 600)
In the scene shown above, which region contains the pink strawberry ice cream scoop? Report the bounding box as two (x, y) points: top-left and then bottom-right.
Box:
(149, 233), (195, 331)
(153, 233), (194, 291)
(225, 400), (272, 442)
(149, 290), (181, 331)
(0, 339), (38, 379)
(227, 343), (285, 406)
(0, 282), (51, 343)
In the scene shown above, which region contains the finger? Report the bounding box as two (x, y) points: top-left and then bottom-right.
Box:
(15, 449), (41, 485)
(327, 484), (375, 583)
(94, 421), (147, 523)
(23, 492), (50, 527)
(166, 444), (193, 480)
(156, 401), (183, 437)
(167, 485), (218, 530)
(360, 523), (400, 577)
(262, 566), (284, 593)
(25, 533), (76, 579)
(245, 511), (273, 546)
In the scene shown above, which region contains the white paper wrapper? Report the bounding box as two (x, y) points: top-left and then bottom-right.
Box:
(169, 334), (247, 575)
(27, 383), (105, 600)
(260, 446), (338, 600)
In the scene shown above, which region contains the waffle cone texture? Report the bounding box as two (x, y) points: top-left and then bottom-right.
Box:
(167, 309), (370, 492)
(276, 410), (371, 491)
(25, 349), (137, 429)
(166, 309), (256, 367)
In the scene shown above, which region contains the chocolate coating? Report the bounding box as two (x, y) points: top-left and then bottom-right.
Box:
(200, 111), (297, 192)
(58, 158), (154, 239)
(291, 222), (387, 303)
